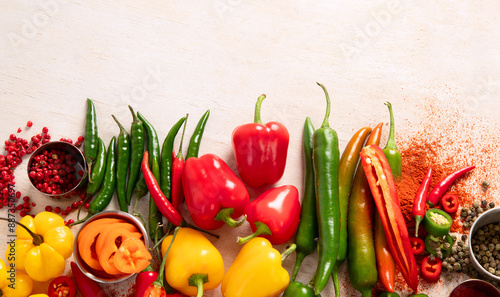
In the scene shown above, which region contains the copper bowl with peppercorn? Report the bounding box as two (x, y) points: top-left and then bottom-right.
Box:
(469, 207), (500, 283)
(27, 141), (87, 199)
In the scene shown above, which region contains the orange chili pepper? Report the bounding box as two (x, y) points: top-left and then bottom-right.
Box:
(97, 227), (143, 275)
(114, 237), (152, 274)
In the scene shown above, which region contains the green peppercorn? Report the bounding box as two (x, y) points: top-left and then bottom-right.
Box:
(489, 267), (496, 274)
(482, 180), (491, 189)
(429, 254), (436, 261)
(490, 201), (495, 208)
(464, 258), (470, 265)
(478, 208), (484, 214)
(482, 200), (488, 207)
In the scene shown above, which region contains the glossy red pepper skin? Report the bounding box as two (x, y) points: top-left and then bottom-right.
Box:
(421, 256), (442, 282)
(70, 261), (109, 297)
(410, 237), (425, 255)
(171, 156), (185, 211)
(240, 185), (301, 245)
(427, 165), (475, 207)
(232, 95), (289, 187)
(413, 166), (432, 237)
(135, 270), (158, 297)
(183, 153), (249, 230)
(442, 194), (459, 213)
(360, 145), (418, 292)
(48, 276), (76, 297)
(143, 151), (184, 226)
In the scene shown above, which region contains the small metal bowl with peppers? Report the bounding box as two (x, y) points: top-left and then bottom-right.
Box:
(27, 141), (87, 199)
(469, 207), (500, 282)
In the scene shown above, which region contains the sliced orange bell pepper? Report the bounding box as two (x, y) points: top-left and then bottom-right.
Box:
(114, 237), (152, 274)
(97, 227), (143, 275)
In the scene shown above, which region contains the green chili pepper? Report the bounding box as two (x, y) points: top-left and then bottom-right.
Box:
(422, 208), (453, 237)
(84, 99), (98, 182)
(283, 281), (321, 297)
(186, 110), (210, 159)
(382, 102), (402, 181)
(425, 234), (454, 258)
(85, 137), (107, 197)
(160, 116), (186, 198)
(291, 117), (318, 282)
(73, 137), (116, 225)
(409, 294), (428, 297)
(312, 83), (340, 295)
(134, 174), (148, 200)
(379, 292), (400, 297)
(112, 115), (130, 212)
(333, 126), (371, 296)
(126, 105), (145, 205)
(136, 111), (163, 244)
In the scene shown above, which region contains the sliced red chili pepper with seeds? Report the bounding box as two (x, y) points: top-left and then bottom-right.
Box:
(421, 256), (442, 283)
(441, 193), (459, 213)
(48, 275), (76, 297)
(410, 237), (425, 255)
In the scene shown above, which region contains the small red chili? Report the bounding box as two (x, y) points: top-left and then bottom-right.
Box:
(421, 256), (442, 283)
(441, 193), (459, 213)
(48, 276), (76, 297)
(410, 237), (425, 255)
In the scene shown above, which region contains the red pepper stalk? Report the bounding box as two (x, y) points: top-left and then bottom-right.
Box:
(171, 116), (188, 211)
(360, 145), (419, 292)
(237, 185), (301, 245)
(413, 166), (432, 237)
(427, 165), (475, 207)
(232, 94), (290, 187)
(143, 227), (180, 297)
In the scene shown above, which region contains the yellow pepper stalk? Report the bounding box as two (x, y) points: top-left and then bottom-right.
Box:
(160, 228), (224, 297)
(0, 259), (33, 297)
(221, 237), (296, 297)
(4, 212), (73, 282)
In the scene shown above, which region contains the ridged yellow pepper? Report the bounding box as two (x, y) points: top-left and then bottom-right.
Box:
(160, 228), (224, 297)
(221, 238), (295, 297)
(0, 259), (33, 297)
(5, 212), (73, 282)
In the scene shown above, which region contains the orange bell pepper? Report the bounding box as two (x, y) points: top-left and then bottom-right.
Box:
(114, 237), (152, 274)
(97, 227), (143, 275)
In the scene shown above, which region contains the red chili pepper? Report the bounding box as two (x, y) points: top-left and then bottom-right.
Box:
(237, 185), (301, 245)
(232, 94), (289, 187)
(413, 166), (432, 237)
(410, 237), (425, 255)
(70, 261), (109, 297)
(421, 256), (442, 282)
(442, 193), (459, 213)
(171, 120), (187, 211)
(427, 165), (475, 207)
(142, 151), (183, 226)
(360, 145), (419, 292)
(135, 266), (158, 297)
(183, 153), (249, 230)
(48, 276), (76, 297)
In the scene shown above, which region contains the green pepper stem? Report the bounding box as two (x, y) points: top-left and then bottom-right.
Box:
(415, 215), (423, 237)
(291, 252), (306, 281)
(175, 114), (189, 160)
(215, 208), (246, 228)
(384, 102), (398, 151)
(111, 115), (128, 135)
(254, 94), (266, 124)
(70, 213), (92, 227)
(128, 105), (141, 124)
(281, 244), (297, 263)
(0, 218), (44, 245)
(316, 82), (331, 128)
(181, 222), (220, 239)
(153, 226), (180, 287)
(361, 289), (372, 297)
(188, 274), (208, 297)
(332, 268), (340, 297)
(236, 221), (272, 244)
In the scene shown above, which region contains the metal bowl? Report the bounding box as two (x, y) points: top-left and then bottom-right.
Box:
(73, 210), (150, 284)
(450, 279), (500, 297)
(27, 141), (87, 199)
(469, 207), (500, 282)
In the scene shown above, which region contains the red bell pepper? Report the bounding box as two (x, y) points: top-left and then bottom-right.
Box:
(135, 265), (158, 297)
(70, 261), (109, 297)
(413, 166), (432, 237)
(237, 185), (300, 245)
(232, 94), (289, 187)
(360, 145), (419, 292)
(421, 256), (442, 282)
(427, 165), (475, 207)
(183, 153), (249, 230)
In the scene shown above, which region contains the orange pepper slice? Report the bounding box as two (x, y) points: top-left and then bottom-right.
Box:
(77, 218), (125, 270)
(97, 227), (143, 275)
(113, 237), (152, 274)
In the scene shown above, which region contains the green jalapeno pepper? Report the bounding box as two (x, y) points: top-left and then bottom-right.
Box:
(312, 83), (340, 295)
(283, 281), (321, 297)
(422, 208), (452, 237)
(112, 115), (130, 212)
(425, 234), (454, 258)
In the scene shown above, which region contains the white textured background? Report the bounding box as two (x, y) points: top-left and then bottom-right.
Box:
(1, 0), (499, 296)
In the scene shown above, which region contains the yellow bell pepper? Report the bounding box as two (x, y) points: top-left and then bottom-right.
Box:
(5, 212), (73, 282)
(29, 295), (49, 297)
(160, 228), (224, 297)
(221, 237), (296, 297)
(0, 259), (33, 297)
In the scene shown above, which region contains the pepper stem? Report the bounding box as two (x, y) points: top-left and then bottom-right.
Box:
(236, 221), (272, 244)
(316, 83), (331, 128)
(254, 94), (266, 124)
(128, 105), (141, 124)
(111, 115), (128, 136)
(215, 208), (246, 228)
(188, 274), (208, 297)
(181, 222), (220, 239)
(0, 218), (43, 245)
(70, 212), (92, 226)
(175, 114), (189, 160)
(332, 268), (340, 297)
(384, 102), (398, 151)
(291, 252), (305, 281)
(415, 215), (423, 237)
(281, 244), (297, 263)
(153, 226), (180, 287)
